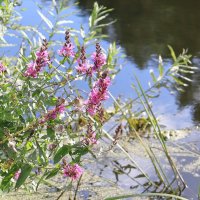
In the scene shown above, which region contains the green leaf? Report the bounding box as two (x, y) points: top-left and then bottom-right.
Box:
(45, 168), (60, 179)
(37, 10), (53, 29)
(1, 174), (13, 191)
(19, 30), (32, 45)
(36, 141), (47, 164)
(15, 164), (32, 189)
(134, 174), (145, 179)
(170, 75), (187, 86)
(54, 145), (71, 164)
(80, 26), (85, 38)
(168, 45), (176, 61)
(47, 127), (55, 140)
(0, 164), (18, 191)
(149, 70), (157, 83)
(158, 55), (164, 77)
(0, 174), (13, 191)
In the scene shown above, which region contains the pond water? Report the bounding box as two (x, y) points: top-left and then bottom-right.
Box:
(75, 0), (200, 128)
(1, 0), (200, 199)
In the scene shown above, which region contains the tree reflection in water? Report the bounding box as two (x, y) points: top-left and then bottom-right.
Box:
(76, 0), (200, 124)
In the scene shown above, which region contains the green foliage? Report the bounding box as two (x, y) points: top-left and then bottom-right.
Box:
(149, 46), (196, 93)
(53, 145), (71, 164)
(0, 0), (120, 193)
(15, 164), (32, 189)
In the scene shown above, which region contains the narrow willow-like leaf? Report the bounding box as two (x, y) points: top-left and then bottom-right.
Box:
(45, 168), (60, 179)
(15, 164), (32, 189)
(168, 45), (176, 61)
(150, 70), (157, 83)
(37, 10), (53, 29)
(54, 145), (71, 164)
(158, 55), (164, 77)
(170, 75), (188, 86)
(19, 30), (32, 45)
(35, 139), (47, 164)
(57, 20), (73, 25)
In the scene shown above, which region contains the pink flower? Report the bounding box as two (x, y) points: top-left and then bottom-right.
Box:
(92, 43), (106, 71)
(63, 164), (83, 181)
(58, 31), (75, 58)
(86, 72), (111, 115)
(0, 62), (6, 73)
(95, 76), (111, 89)
(88, 88), (99, 104)
(36, 50), (50, 67)
(83, 132), (97, 145)
(85, 103), (96, 116)
(82, 124), (97, 145)
(58, 44), (75, 58)
(14, 170), (21, 180)
(75, 46), (93, 76)
(24, 39), (50, 78)
(39, 103), (65, 124)
(24, 62), (38, 78)
(56, 104), (65, 114)
(76, 59), (89, 74)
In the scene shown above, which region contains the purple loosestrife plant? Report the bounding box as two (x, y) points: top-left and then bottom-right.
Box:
(86, 71), (111, 116)
(92, 42), (106, 71)
(24, 39), (50, 78)
(74, 43), (111, 116)
(39, 100), (65, 124)
(0, 62), (6, 73)
(82, 124), (97, 146)
(76, 46), (93, 75)
(58, 31), (75, 58)
(0, 30), (114, 193)
(63, 164), (83, 181)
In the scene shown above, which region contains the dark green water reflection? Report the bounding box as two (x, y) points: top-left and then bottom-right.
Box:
(75, 0), (200, 124)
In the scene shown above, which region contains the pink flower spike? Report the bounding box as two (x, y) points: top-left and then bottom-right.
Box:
(58, 44), (75, 58)
(24, 39), (50, 78)
(76, 60), (93, 75)
(0, 62), (6, 73)
(76, 63), (87, 74)
(86, 104), (96, 116)
(58, 31), (75, 58)
(39, 102), (65, 124)
(92, 43), (107, 71)
(14, 170), (21, 180)
(83, 132), (97, 145)
(91, 52), (106, 69)
(82, 124), (97, 145)
(86, 72), (111, 116)
(24, 61), (38, 78)
(63, 164), (83, 181)
(56, 104), (65, 114)
(36, 50), (50, 67)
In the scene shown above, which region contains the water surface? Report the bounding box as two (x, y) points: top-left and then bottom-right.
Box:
(75, 0), (200, 126)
